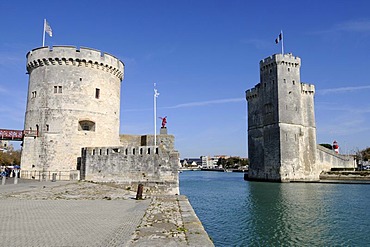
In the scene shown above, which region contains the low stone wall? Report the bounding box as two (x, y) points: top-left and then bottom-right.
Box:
(316, 145), (355, 171)
(20, 170), (80, 181)
(320, 171), (370, 181)
(80, 142), (180, 195)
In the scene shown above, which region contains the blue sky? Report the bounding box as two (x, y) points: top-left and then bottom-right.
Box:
(1, 0), (370, 158)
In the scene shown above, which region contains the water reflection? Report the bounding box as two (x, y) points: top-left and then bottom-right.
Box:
(180, 171), (370, 247)
(246, 182), (330, 245)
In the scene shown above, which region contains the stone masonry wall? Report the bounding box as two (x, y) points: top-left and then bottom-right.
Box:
(246, 53), (354, 182)
(81, 134), (180, 195)
(21, 46), (124, 179)
(247, 53), (318, 181)
(316, 145), (355, 171)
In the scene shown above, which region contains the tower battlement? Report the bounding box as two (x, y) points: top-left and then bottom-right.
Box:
(260, 53), (301, 71)
(26, 46), (124, 81)
(245, 86), (260, 101)
(301, 83), (315, 94)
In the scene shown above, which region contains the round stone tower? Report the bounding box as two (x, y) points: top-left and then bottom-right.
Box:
(21, 46), (124, 180)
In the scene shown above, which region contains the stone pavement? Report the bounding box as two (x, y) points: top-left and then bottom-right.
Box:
(0, 179), (214, 247)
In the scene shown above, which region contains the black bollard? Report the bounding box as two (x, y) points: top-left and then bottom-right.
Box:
(136, 184), (143, 200)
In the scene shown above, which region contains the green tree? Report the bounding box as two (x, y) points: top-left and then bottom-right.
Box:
(217, 157), (249, 169)
(319, 143), (332, 150)
(217, 158), (226, 168)
(0, 150), (21, 166)
(361, 147), (370, 161)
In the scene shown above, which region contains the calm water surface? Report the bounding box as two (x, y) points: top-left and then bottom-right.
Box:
(180, 171), (370, 246)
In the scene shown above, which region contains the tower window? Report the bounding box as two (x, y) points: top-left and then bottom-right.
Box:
(54, 86), (63, 94)
(293, 80), (295, 85)
(95, 88), (100, 99)
(32, 91), (37, 98)
(288, 68), (290, 72)
(46, 124), (49, 131)
(78, 120), (96, 131)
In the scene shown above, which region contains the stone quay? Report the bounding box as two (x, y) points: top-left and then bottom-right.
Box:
(0, 179), (214, 247)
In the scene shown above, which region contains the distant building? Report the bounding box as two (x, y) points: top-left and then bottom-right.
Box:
(181, 158), (202, 168)
(0, 140), (12, 152)
(201, 156), (220, 169)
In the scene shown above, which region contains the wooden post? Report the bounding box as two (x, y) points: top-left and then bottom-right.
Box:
(136, 184), (143, 200)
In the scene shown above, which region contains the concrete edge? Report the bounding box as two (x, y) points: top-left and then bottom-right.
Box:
(178, 195), (214, 247)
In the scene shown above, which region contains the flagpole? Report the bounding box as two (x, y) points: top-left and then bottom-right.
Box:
(42, 19), (46, 47)
(281, 30), (284, 55)
(154, 83), (158, 146)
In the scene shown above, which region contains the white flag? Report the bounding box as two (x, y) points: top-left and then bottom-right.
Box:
(154, 83), (159, 97)
(154, 88), (159, 98)
(45, 20), (53, 37)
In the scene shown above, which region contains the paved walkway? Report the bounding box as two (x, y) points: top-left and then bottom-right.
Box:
(0, 179), (213, 247)
(0, 179), (149, 247)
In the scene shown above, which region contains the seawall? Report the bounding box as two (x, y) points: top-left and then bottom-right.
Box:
(320, 171), (370, 182)
(130, 195), (214, 246)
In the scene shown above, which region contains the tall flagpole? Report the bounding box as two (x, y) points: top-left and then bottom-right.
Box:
(154, 83), (159, 146)
(42, 19), (46, 47)
(281, 30), (284, 55)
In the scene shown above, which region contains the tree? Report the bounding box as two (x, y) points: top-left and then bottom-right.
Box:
(217, 157), (249, 169)
(355, 147), (370, 162)
(0, 150), (21, 166)
(319, 143), (332, 150)
(361, 147), (370, 161)
(217, 158), (226, 168)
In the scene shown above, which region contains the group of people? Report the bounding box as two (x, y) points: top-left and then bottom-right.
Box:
(0, 167), (19, 178)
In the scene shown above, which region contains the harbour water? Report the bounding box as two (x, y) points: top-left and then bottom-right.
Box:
(180, 171), (370, 246)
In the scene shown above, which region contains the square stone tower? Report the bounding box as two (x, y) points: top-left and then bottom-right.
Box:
(246, 53), (317, 182)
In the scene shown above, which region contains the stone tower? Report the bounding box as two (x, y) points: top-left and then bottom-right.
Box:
(21, 46), (124, 180)
(246, 53), (317, 182)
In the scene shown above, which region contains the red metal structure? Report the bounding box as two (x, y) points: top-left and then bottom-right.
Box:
(0, 129), (38, 141)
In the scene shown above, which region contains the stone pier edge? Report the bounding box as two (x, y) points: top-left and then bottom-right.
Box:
(177, 195), (214, 246)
